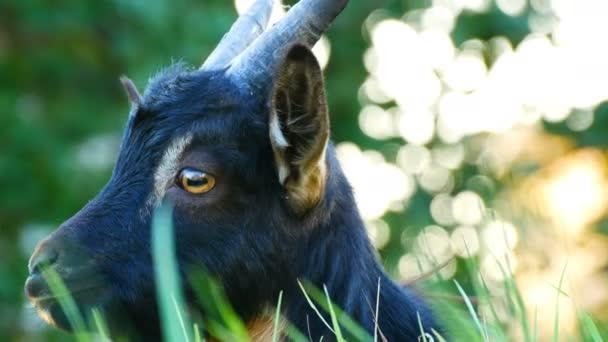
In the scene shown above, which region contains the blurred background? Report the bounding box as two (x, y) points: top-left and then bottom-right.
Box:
(2, 0), (608, 340)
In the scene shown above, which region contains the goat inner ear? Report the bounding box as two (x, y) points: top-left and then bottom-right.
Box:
(269, 45), (329, 215)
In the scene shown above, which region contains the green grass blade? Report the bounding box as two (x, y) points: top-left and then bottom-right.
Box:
(323, 285), (345, 342)
(432, 296), (483, 342)
(553, 262), (568, 342)
(431, 328), (448, 342)
(91, 307), (109, 340)
(489, 252), (530, 342)
(454, 279), (487, 341)
(374, 277), (380, 342)
(42, 267), (90, 342)
(297, 280), (335, 334)
(417, 312), (428, 342)
(461, 239), (506, 341)
(474, 271), (508, 341)
(189, 270), (250, 341)
(532, 305), (538, 342)
(173, 295), (191, 342)
(205, 319), (244, 341)
(283, 321), (310, 342)
(579, 312), (603, 342)
(152, 203), (192, 342)
(272, 291), (283, 342)
(298, 280), (372, 341)
(193, 323), (202, 342)
(507, 276), (530, 341)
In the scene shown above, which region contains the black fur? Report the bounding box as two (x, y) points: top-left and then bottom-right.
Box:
(26, 61), (440, 340)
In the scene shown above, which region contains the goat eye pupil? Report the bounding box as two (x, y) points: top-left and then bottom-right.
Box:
(188, 178), (208, 186)
(178, 168), (216, 194)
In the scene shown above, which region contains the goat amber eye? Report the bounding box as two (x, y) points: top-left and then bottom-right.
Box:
(177, 168), (216, 194)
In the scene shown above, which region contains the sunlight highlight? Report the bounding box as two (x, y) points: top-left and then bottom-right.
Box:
(539, 150), (608, 234)
(355, 0), (608, 339)
(234, 0), (285, 25)
(233, 0), (331, 69)
(336, 143), (416, 220)
(363, 1), (608, 144)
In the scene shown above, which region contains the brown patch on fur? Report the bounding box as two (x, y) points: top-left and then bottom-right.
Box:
(284, 156), (327, 214)
(247, 315), (284, 341)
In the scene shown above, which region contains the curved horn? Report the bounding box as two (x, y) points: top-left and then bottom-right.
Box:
(201, 0), (275, 70)
(228, 0), (349, 89)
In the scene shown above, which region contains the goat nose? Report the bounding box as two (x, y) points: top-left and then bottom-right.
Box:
(28, 245), (59, 275)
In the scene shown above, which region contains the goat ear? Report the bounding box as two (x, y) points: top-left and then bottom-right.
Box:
(270, 45), (329, 214)
(120, 75), (142, 105)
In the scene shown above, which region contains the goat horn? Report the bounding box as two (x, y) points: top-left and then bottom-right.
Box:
(201, 0), (275, 70)
(228, 0), (349, 90)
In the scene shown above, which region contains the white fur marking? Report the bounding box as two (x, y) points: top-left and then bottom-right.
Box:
(269, 110), (291, 184)
(269, 110), (289, 148)
(143, 134), (193, 214)
(278, 165), (290, 184)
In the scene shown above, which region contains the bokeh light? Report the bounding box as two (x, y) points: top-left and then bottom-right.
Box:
(336, 143), (416, 220)
(349, 0), (608, 339)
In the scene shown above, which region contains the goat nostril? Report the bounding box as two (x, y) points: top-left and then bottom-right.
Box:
(29, 248), (59, 275)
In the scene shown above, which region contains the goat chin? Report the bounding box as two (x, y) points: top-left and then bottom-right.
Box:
(32, 288), (109, 331)
(34, 288), (161, 340)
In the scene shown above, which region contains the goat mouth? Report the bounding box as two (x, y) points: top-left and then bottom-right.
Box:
(32, 297), (76, 331)
(25, 271), (105, 299)
(28, 284), (104, 304)
(26, 275), (109, 331)
(32, 287), (112, 331)
(30, 285), (154, 338)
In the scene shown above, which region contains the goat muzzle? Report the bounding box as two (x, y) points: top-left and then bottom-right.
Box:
(25, 231), (105, 330)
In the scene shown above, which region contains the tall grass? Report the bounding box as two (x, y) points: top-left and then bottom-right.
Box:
(41, 205), (607, 341)
(151, 203), (193, 342)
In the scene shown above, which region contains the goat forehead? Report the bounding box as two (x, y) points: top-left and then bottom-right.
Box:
(119, 63), (271, 143)
(139, 64), (246, 113)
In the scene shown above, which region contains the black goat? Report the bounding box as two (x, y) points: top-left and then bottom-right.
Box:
(24, 0), (440, 340)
